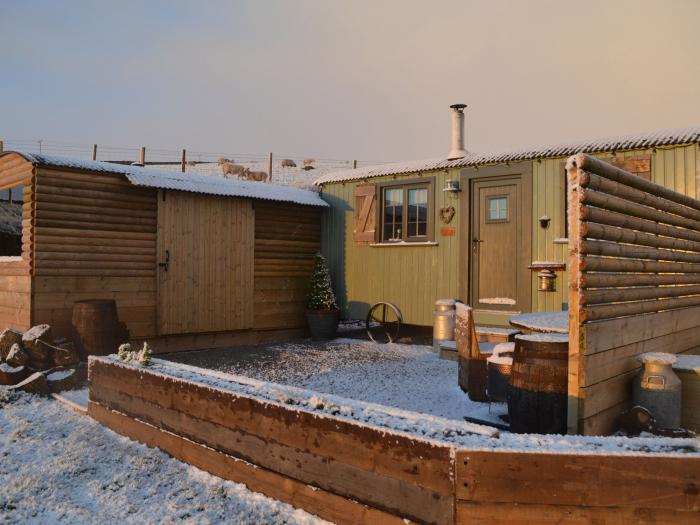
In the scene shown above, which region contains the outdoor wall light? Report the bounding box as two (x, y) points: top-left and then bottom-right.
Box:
(443, 179), (461, 193)
(539, 215), (551, 229)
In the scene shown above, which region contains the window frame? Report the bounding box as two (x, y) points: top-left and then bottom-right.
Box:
(375, 176), (435, 244)
(485, 194), (509, 223)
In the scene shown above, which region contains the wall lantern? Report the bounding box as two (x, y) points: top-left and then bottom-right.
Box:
(443, 179), (461, 193)
(539, 215), (551, 229)
(528, 262), (566, 293)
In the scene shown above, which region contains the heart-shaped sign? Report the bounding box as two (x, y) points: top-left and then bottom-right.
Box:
(439, 206), (455, 224)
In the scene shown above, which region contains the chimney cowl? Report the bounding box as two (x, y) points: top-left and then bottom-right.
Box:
(447, 103), (468, 160)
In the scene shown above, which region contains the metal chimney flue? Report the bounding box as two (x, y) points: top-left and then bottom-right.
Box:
(447, 103), (468, 160)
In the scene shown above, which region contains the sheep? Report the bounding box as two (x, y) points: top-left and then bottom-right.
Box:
(279, 158), (296, 168)
(218, 159), (248, 179)
(246, 170), (269, 182)
(303, 158), (315, 166)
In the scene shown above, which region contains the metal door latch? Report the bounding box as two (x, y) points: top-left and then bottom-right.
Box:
(158, 249), (170, 271)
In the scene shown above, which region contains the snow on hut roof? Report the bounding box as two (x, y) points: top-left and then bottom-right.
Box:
(315, 125), (700, 185)
(9, 152), (328, 208)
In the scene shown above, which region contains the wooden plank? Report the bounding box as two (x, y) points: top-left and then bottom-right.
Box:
(583, 296), (700, 322)
(582, 273), (700, 288)
(455, 449), (700, 509)
(583, 221), (700, 254)
(583, 284), (700, 305)
(88, 402), (410, 525)
(581, 239), (700, 264)
(88, 360), (455, 496)
(455, 500), (700, 524)
(90, 384), (452, 524)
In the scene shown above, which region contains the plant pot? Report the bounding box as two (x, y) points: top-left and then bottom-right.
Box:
(306, 309), (340, 340)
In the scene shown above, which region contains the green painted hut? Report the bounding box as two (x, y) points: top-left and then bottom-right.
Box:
(316, 108), (700, 327)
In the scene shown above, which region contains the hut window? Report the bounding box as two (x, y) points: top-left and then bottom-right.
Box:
(486, 195), (508, 222)
(378, 177), (434, 243)
(0, 184), (23, 256)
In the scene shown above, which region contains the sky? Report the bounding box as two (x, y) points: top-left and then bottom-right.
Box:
(1, 0), (699, 163)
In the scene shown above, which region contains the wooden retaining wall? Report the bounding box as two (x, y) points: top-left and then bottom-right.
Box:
(568, 154), (700, 435)
(89, 357), (700, 525)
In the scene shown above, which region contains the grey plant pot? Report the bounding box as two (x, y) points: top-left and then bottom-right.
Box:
(306, 309), (340, 340)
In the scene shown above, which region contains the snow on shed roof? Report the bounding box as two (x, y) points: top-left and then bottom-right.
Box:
(8, 152), (328, 208)
(315, 125), (700, 185)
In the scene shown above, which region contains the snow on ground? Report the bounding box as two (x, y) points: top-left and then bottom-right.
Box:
(166, 338), (503, 423)
(0, 389), (328, 525)
(150, 160), (350, 190)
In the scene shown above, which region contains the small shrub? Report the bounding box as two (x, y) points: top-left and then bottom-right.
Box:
(117, 341), (152, 366)
(306, 253), (337, 311)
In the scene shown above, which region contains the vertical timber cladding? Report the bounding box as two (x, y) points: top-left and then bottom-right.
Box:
(32, 166), (158, 339)
(321, 170), (461, 326)
(253, 201), (321, 330)
(157, 191), (254, 335)
(0, 153), (33, 330)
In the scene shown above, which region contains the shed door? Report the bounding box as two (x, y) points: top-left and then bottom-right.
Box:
(470, 176), (529, 312)
(157, 191), (254, 335)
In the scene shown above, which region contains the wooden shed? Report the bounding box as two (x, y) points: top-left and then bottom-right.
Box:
(0, 152), (327, 352)
(317, 125), (700, 327)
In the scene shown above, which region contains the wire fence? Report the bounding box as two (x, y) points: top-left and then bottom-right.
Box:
(0, 138), (389, 170)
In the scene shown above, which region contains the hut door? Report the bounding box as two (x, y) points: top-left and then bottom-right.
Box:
(157, 191), (255, 335)
(470, 176), (529, 313)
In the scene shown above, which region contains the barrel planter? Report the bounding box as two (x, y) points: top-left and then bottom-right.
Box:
(71, 299), (129, 359)
(508, 333), (569, 434)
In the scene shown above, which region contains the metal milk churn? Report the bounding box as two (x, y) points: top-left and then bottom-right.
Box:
(433, 299), (456, 352)
(633, 352), (682, 429)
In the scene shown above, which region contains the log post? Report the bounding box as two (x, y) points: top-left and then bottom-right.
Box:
(92, 144), (97, 161)
(181, 149), (186, 173)
(0, 140), (3, 153)
(140, 146), (146, 165)
(268, 152), (273, 182)
(353, 159), (357, 169)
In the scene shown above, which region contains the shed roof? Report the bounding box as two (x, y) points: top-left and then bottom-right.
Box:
(314, 125), (700, 185)
(5, 152), (328, 208)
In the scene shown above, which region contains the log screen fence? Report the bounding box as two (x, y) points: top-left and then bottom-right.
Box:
(567, 153), (700, 435)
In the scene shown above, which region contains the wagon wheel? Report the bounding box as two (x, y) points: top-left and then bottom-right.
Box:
(366, 302), (402, 343)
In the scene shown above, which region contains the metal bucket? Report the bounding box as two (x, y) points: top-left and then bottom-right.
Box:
(433, 299), (456, 352)
(487, 343), (514, 403)
(634, 352), (682, 429)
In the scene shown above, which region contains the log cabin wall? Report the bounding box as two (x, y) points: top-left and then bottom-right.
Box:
(0, 153), (33, 330)
(253, 201), (321, 330)
(32, 166), (158, 339)
(567, 153), (700, 435)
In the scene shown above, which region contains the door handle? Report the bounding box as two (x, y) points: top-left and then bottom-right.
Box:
(158, 249), (170, 271)
(472, 239), (483, 243)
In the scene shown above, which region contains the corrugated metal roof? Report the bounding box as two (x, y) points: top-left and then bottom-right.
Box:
(6, 152), (328, 208)
(315, 125), (700, 185)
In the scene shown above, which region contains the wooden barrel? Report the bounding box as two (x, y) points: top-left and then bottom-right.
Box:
(508, 333), (568, 434)
(71, 300), (129, 359)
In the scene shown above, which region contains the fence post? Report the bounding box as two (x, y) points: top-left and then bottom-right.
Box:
(140, 146), (146, 165)
(92, 144), (97, 161)
(181, 149), (186, 172)
(0, 141), (3, 153)
(268, 152), (273, 182)
(353, 159), (357, 169)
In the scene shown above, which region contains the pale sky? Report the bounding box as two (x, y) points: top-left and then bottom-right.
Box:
(1, 0), (699, 162)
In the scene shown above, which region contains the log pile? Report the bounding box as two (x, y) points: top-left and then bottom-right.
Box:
(0, 324), (83, 394)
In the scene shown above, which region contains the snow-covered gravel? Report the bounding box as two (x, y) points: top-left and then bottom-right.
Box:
(0, 389), (327, 525)
(166, 338), (505, 424)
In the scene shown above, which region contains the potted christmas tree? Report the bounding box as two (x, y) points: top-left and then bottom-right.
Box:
(306, 252), (339, 340)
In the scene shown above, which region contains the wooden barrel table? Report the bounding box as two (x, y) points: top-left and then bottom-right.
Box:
(508, 333), (569, 434)
(71, 299), (129, 359)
